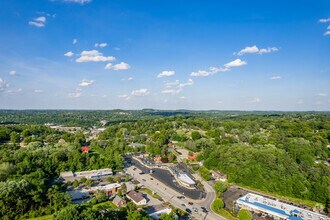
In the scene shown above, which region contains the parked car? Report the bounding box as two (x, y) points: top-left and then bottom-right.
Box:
(188, 202), (193, 205)
(185, 208), (192, 214)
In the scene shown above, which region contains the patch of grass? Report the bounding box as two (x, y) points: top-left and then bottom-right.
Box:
(139, 188), (163, 200)
(93, 201), (117, 209)
(28, 215), (53, 220)
(211, 200), (237, 220)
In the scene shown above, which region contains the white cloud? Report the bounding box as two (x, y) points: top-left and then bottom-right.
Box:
(64, 51), (74, 57)
(95, 43), (108, 48)
(76, 50), (115, 63)
(324, 31), (330, 36)
(9, 70), (16, 76)
(237, 45), (278, 55)
(131, 88), (149, 97)
(179, 96), (187, 99)
(317, 93), (327, 97)
(0, 78), (9, 92)
(224, 59), (247, 68)
(164, 80), (179, 88)
(28, 16), (46, 27)
(105, 62), (130, 70)
(118, 94), (130, 100)
(237, 45), (259, 55)
(161, 79), (193, 95)
(251, 97), (261, 103)
(297, 100), (304, 104)
(157, 70), (175, 78)
(79, 79), (95, 87)
(127, 77), (133, 81)
(34, 89), (43, 93)
(191, 66), (229, 77)
(319, 18), (330, 23)
(178, 78), (194, 88)
(67, 92), (82, 98)
(270, 76), (282, 80)
(161, 89), (180, 95)
(328, 25), (330, 30)
(72, 38), (77, 44)
(63, 0), (92, 4)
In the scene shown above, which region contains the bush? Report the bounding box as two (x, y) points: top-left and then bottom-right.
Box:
(238, 209), (252, 220)
(212, 198), (224, 212)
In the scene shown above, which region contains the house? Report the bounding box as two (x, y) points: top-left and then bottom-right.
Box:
(97, 183), (121, 197)
(211, 170), (227, 182)
(81, 146), (90, 153)
(126, 190), (147, 205)
(188, 152), (198, 161)
(154, 155), (168, 163)
(112, 195), (126, 207)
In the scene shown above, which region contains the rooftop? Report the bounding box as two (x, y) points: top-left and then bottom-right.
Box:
(237, 193), (328, 220)
(178, 173), (195, 185)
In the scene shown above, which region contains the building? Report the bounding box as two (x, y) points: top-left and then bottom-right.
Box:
(146, 205), (172, 220)
(60, 168), (113, 182)
(126, 190), (147, 206)
(112, 195), (126, 207)
(129, 142), (146, 148)
(177, 173), (196, 188)
(236, 193), (328, 220)
(188, 152), (198, 161)
(97, 183), (121, 197)
(81, 146), (90, 153)
(68, 190), (90, 201)
(211, 170), (227, 182)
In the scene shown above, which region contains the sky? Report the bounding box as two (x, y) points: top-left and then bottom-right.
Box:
(0, 0), (329, 110)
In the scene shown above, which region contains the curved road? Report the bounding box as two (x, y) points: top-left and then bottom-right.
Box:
(126, 159), (225, 220)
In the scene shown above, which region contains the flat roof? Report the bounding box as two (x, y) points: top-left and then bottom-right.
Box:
(178, 173), (195, 185)
(237, 193), (328, 220)
(97, 183), (121, 191)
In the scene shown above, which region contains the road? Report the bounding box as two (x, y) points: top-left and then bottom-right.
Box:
(126, 162), (225, 220)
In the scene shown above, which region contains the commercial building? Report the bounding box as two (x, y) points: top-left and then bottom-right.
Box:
(60, 168), (113, 182)
(147, 205), (172, 220)
(177, 173), (196, 188)
(236, 193), (328, 220)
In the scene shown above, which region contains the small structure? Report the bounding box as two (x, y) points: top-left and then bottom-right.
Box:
(188, 152), (198, 161)
(81, 146), (90, 153)
(177, 173), (196, 188)
(236, 193), (328, 220)
(211, 170), (227, 182)
(60, 171), (74, 179)
(147, 205), (172, 220)
(126, 190), (147, 206)
(68, 190), (90, 201)
(112, 195), (126, 207)
(129, 142), (146, 148)
(58, 138), (66, 144)
(154, 155), (162, 163)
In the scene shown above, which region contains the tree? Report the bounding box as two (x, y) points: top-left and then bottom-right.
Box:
(53, 205), (80, 220)
(80, 177), (87, 183)
(191, 131), (202, 141)
(159, 213), (176, 220)
(212, 198), (224, 213)
(10, 132), (20, 143)
(121, 183), (127, 195)
(198, 166), (211, 181)
(114, 176), (121, 183)
(72, 179), (79, 188)
(238, 209), (252, 220)
(107, 177), (114, 183)
(214, 181), (227, 197)
(125, 175), (130, 182)
(85, 179), (92, 187)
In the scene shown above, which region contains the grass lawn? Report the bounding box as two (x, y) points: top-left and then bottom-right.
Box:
(211, 200), (237, 220)
(28, 215), (53, 220)
(93, 201), (117, 209)
(139, 188), (163, 200)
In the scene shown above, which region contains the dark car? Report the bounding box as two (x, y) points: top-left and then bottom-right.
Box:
(188, 202), (193, 205)
(177, 196), (185, 199)
(201, 207), (208, 212)
(185, 208), (192, 214)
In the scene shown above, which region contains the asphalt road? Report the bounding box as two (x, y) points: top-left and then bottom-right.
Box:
(126, 156), (225, 220)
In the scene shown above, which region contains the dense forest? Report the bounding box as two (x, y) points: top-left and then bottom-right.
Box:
(0, 110), (329, 219)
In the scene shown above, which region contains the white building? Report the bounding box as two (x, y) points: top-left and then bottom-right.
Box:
(60, 168), (113, 182)
(236, 193), (328, 220)
(147, 205), (172, 220)
(177, 173), (196, 188)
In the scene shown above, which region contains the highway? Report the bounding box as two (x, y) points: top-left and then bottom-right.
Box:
(125, 158), (225, 220)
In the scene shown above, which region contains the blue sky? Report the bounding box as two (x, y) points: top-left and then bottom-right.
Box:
(0, 0), (329, 110)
